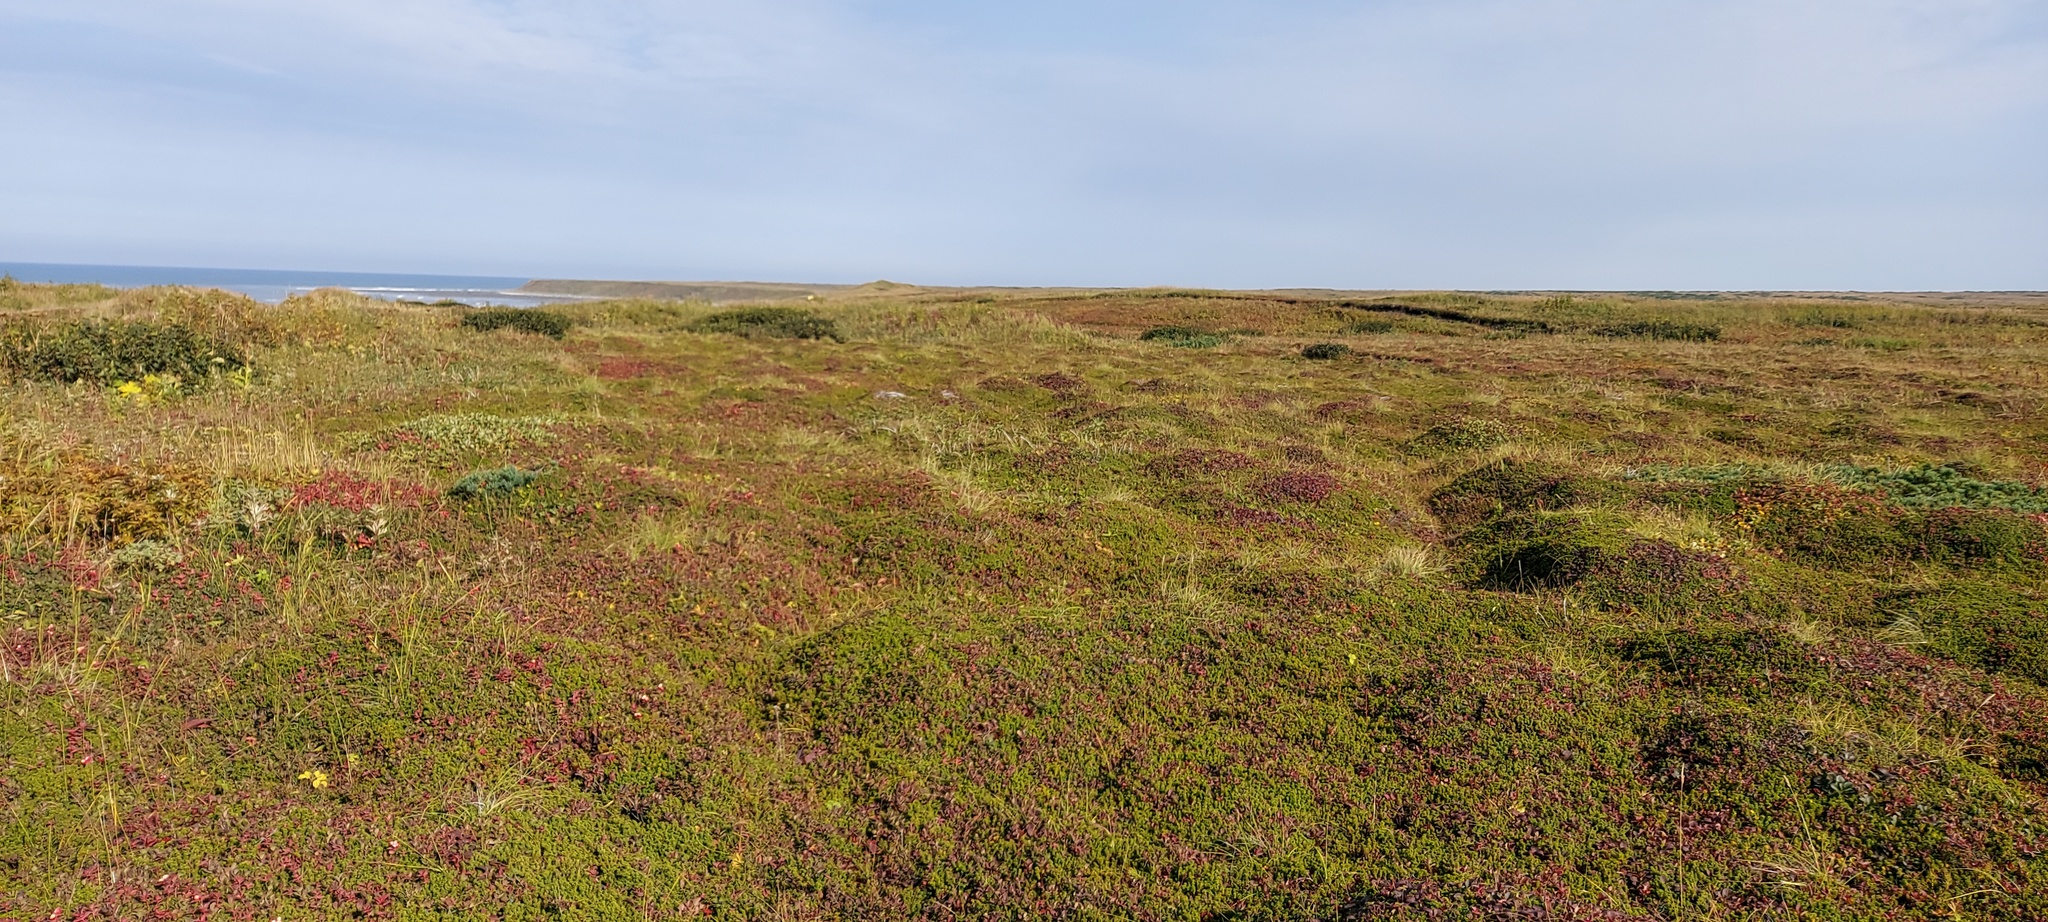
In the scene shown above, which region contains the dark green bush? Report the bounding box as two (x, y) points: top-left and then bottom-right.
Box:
(1455, 511), (1627, 592)
(1300, 343), (1350, 360)
(1911, 508), (2047, 569)
(1589, 320), (1721, 342)
(1138, 326), (1227, 349)
(687, 307), (842, 341)
(448, 466), (543, 500)
(460, 308), (571, 339)
(0, 319), (246, 385)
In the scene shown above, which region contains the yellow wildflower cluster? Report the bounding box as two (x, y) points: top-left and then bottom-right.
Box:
(112, 373), (184, 405)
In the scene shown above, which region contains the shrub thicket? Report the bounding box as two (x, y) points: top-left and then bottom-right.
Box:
(1139, 326), (1227, 349)
(0, 319), (246, 386)
(687, 307), (842, 341)
(460, 308), (571, 339)
(1300, 343), (1350, 360)
(1589, 320), (1721, 342)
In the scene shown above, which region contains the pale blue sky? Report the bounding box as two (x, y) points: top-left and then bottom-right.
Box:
(2, 1), (2043, 288)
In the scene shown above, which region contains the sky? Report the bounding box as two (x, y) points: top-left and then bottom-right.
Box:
(1, 0), (2044, 289)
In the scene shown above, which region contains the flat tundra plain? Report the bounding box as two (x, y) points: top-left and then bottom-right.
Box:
(2, 279), (2046, 919)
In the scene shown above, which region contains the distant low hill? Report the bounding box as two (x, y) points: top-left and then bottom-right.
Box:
(518, 279), (862, 302)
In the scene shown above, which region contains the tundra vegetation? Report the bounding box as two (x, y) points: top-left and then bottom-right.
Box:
(2, 276), (2047, 919)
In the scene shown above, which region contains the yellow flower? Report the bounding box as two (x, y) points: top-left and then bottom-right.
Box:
(298, 770), (330, 789)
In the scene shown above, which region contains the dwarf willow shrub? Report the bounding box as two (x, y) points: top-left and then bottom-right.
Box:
(1139, 326), (1227, 349)
(1340, 318), (1396, 334)
(687, 307), (842, 341)
(460, 308), (571, 339)
(1400, 417), (1512, 457)
(1, 320), (246, 386)
(1300, 343), (1351, 360)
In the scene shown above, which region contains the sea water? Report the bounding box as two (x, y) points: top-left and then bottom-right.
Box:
(0, 262), (587, 308)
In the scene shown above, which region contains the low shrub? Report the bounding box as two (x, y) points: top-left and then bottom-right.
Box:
(1456, 511), (1628, 592)
(214, 482), (292, 536)
(1911, 508), (2048, 569)
(1589, 320), (1720, 342)
(0, 454), (212, 544)
(1880, 581), (2048, 688)
(1254, 471), (1340, 505)
(108, 539), (186, 572)
(1619, 625), (1821, 690)
(1, 319), (246, 386)
(1427, 459), (1615, 530)
(1733, 482), (1909, 569)
(449, 466), (543, 500)
(1400, 417), (1512, 457)
(1139, 326), (1227, 349)
(1300, 343), (1350, 360)
(687, 307), (842, 341)
(125, 286), (280, 350)
(460, 308), (571, 339)
(1578, 539), (1744, 611)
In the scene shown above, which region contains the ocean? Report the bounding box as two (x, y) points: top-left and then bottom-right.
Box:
(0, 262), (586, 308)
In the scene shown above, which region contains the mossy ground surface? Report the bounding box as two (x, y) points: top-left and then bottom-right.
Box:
(3, 282), (2048, 919)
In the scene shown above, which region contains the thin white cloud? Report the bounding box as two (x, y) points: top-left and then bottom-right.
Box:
(0, 0), (2041, 286)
